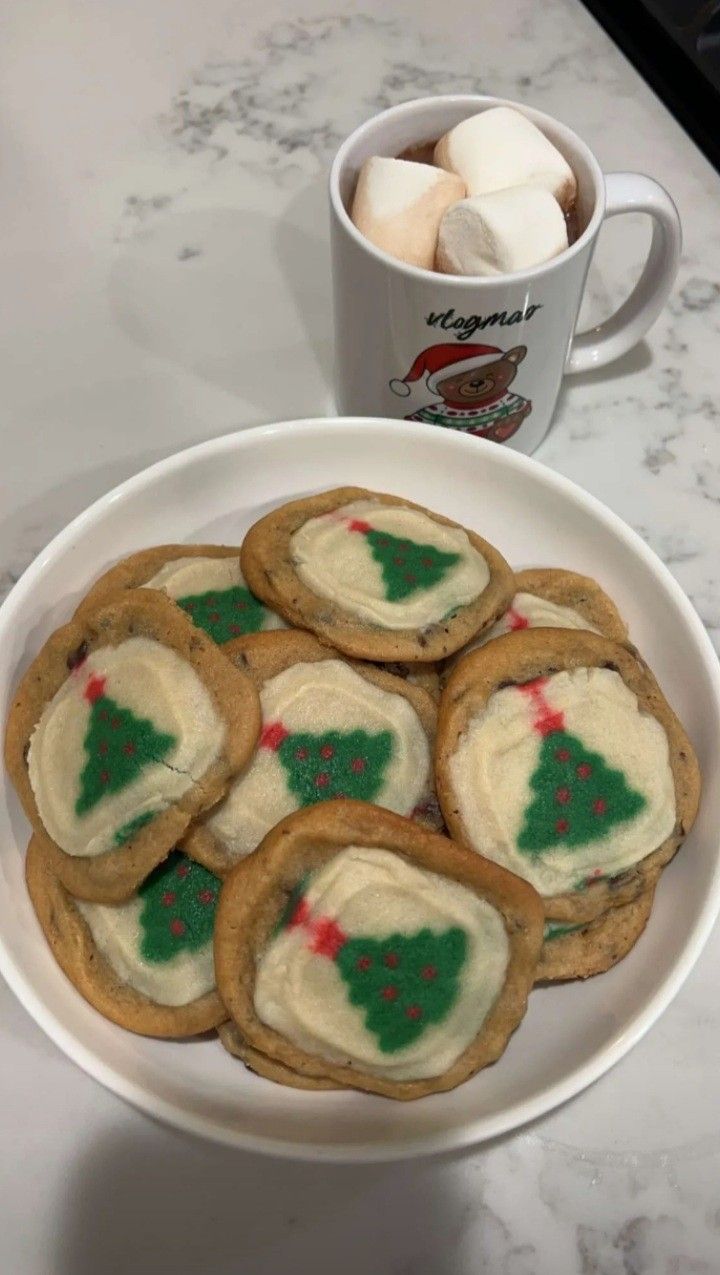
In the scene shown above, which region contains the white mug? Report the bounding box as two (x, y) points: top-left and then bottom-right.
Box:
(329, 95), (681, 455)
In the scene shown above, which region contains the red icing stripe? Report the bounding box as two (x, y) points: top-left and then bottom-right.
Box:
(288, 896), (311, 929)
(516, 677), (565, 735)
(286, 896), (348, 959)
(347, 518), (371, 534)
(507, 607), (529, 631)
(308, 916), (346, 959)
(260, 720), (290, 751)
(83, 674), (107, 704)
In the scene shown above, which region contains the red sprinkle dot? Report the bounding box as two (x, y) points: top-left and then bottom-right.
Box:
(207, 596), (217, 604)
(98, 741), (108, 756)
(176, 864), (189, 879)
(404, 573), (417, 585)
(593, 798), (607, 815)
(198, 888), (215, 905)
(555, 748), (571, 762)
(161, 891), (176, 907)
(111, 717), (122, 730)
(208, 612), (220, 623)
(421, 965), (437, 980)
(406, 1005), (423, 1020)
(230, 624), (242, 634)
(315, 772), (330, 788)
(383, 952), (399, 969)
(555, 818), (569, 835)
(99, 709), (109, 722)
(577, 763), (592, 779)
(393, 555), (405, 566)
(350, 757), (365, 774)
(320, 744), (335, 760)
(100, 769), (110, 785)
(381, 985), (398, 1001)
(170, 918), (185, 937)
(184, 600), (195, 610)
(421, 557), (433, 568)
(356, 955), (372, 971)
(234, 599), (247, 610)
(555, 787), (571, 805)
(122, 742), (136, 756)
(295, 747), (309, 761)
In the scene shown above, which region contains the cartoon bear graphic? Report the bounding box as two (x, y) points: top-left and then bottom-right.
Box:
(390, 342), (532, 442)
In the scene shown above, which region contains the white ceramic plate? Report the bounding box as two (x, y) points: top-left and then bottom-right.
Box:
(1, 418), (718, 1162)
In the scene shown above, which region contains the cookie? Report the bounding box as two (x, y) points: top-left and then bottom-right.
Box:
(436, 629), (700, 923)
(26, 835), (227, 1036)
(218, 1021), (342, 1090)
(240, 487), (514, 663)
(183, 629), (441, 876)
(76, 544), (284, 643)
(214, 800), (543, 1100)
(536, 884), (655, 982)
(443, 567), (627, 679)
(381, 661), (441, 702)
(5, 590), (261, 902)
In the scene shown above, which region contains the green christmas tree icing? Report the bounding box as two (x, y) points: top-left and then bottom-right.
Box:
(364, 529), (460, 602)
(75, 695), (176, 816)
(543, 920), (586, 942)
(113, 810), (156, 847)
(177, 585), (268, 643)
(138, 851), (220, 963)
(517, 730), (646, 858)
(335, 927), (467, 1052)
(277, 729), (393, 806)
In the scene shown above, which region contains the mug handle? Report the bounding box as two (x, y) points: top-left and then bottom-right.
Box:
(566, 172), (681, 374)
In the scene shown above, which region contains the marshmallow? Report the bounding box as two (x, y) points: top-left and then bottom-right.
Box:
(434, 107), (577, 211)
(436, 185), (569, 277)
(350, 156), (465, 269)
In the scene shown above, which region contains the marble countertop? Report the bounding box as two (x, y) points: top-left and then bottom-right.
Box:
(2, 1), (719, 1271)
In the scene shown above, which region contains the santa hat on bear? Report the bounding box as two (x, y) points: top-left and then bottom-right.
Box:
(390, 343), (502, 397)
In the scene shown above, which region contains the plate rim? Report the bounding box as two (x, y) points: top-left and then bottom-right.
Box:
(1, 415), (719, 1163)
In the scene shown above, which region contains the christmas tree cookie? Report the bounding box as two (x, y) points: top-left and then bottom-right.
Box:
(436, 628), (700, 923)
(218, 1020), (344, 1090)
(75, 543), (285, 643)
(442, 567), (628, 680)
(25, 835), (227, 1036)
(183, 629), (441, 876)
(5, 590), (261, 903)
(240, 486), (514, 663)
(536, 883), (656, 983)
(214, 800), (544, 1099)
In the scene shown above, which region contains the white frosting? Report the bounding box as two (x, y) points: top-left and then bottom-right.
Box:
(28, 638), (225, 858)
(455, 590), (601, 663)
(77, 895), (215, 1006)
(254, 847), (509, 1081)
(448, 667), (676, 896)
(290, 500), (489, 629)
(143, 555), (283, 631)
(436, 186), (568, 278)
(205, 660), (431, 860)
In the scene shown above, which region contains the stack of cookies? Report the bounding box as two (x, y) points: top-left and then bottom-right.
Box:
(4, 487), (701, 1099)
